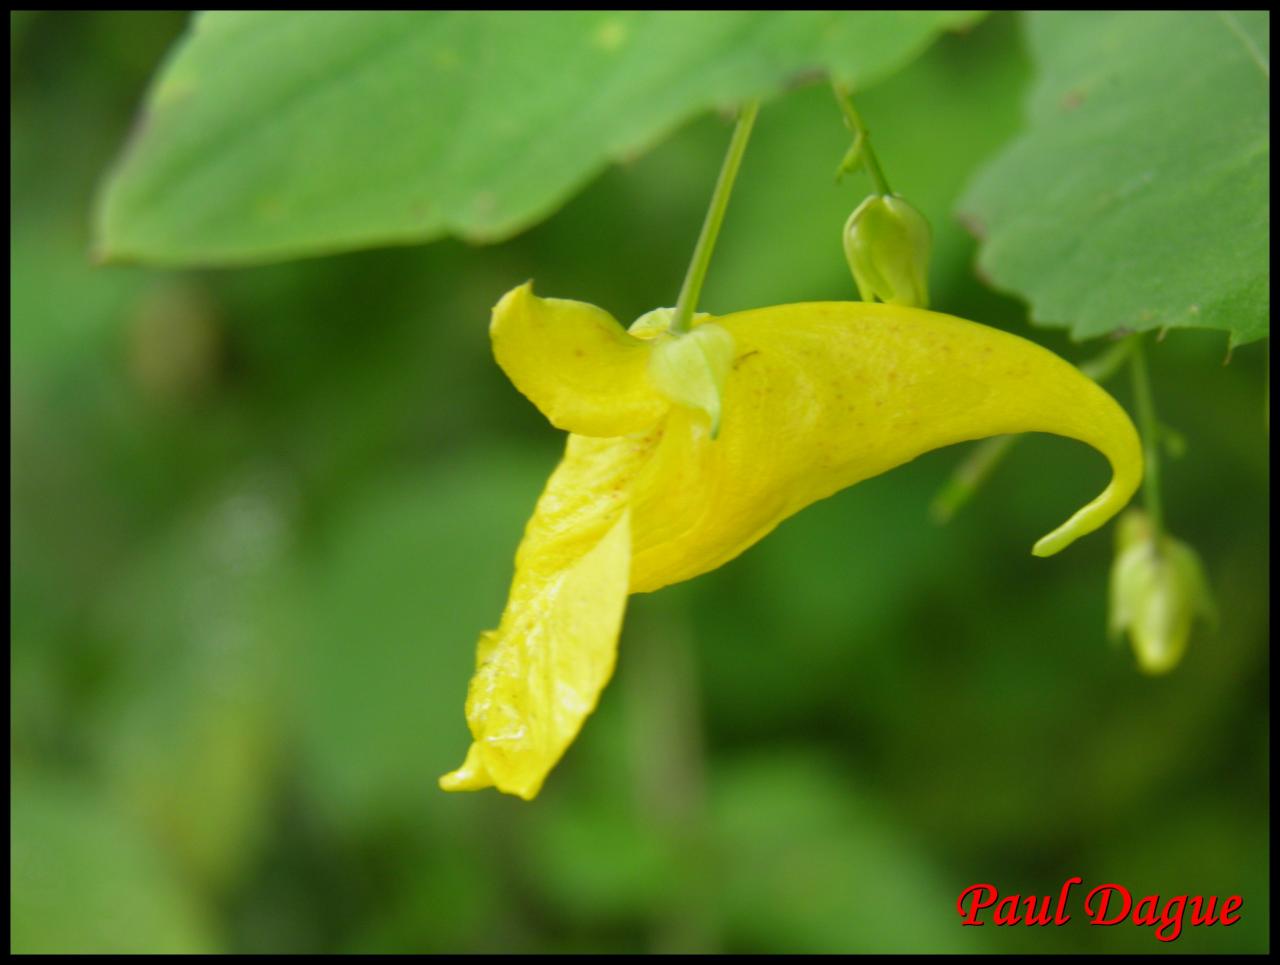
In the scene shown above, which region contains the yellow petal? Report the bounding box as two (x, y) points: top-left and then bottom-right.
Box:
(490, 282), (669, 437)
(626, 301), (1142, 592)
(439, 430), (660, 800)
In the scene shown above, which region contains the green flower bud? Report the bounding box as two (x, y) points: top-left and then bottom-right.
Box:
(1108, 509), (1216, 675)
(843, 194), (932, 309)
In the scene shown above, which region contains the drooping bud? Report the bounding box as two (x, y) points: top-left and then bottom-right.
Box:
(843, 193), (932, 308)
(1108, 509), (1216, 674)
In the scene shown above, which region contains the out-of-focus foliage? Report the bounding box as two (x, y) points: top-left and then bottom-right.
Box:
(11, 11), (1270, 954)
(11, 770), (216, 953)
(94, 10), (981, 265)
(961, 11), (1270, 345)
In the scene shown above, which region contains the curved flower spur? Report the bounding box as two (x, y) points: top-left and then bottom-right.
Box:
(440, 284), (1143, 800)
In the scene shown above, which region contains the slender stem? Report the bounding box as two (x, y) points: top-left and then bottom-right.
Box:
(831, 82), (891, 195)
(929, 434), (1017, 523)
(670, 100), (759, 336)
(1129, 336), (1164, 539)
(1079, 336), (1137, 382)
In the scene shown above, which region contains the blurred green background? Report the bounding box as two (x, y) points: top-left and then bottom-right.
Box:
(10, 11), (1269, 954)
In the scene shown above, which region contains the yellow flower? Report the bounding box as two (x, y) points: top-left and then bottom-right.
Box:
(440, 282), (1143, 800)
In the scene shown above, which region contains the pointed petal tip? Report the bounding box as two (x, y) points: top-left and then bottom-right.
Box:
(438, 752), (543, 800)
(437, 771), (470, 792)
(438, 744), (493, 793)
(1032, 522), (1078, 557)
(490, 279), (534, 331)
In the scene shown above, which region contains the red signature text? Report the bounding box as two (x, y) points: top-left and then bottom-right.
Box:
(957, 878), (1242, 942)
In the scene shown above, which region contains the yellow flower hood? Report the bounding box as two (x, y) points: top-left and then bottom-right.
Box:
(441, 282), (1143, 799)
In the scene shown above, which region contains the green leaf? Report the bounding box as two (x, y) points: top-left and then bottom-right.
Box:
(95, 10), (982, 267)
(959, 11), (1269, 346)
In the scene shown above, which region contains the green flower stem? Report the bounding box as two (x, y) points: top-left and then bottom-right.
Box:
(931, 336), (1138, 523)
(670, 100), (760, 336)
(929, 434), (1018, 523)
(1129, 336), (1165, 539)
(1079, 336), (1137, 381)
(831, 82), (890, 196)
